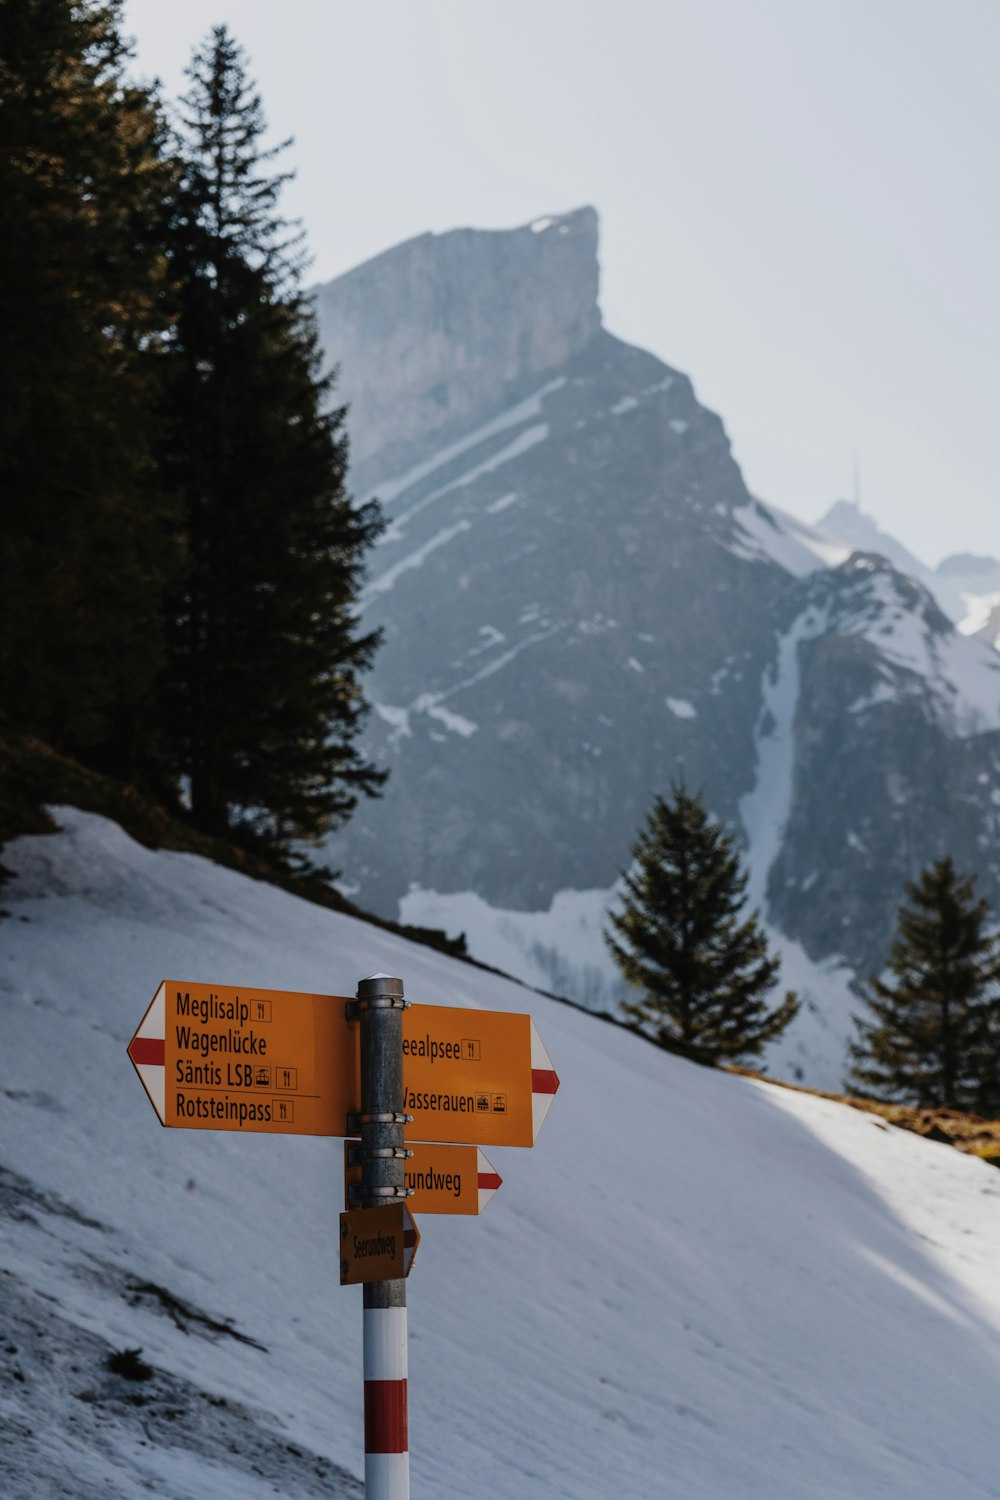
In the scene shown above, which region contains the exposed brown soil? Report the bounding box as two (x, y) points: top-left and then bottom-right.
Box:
(728, 1064), (1000, 1164)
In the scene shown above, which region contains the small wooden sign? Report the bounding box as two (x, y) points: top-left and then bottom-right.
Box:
(339, 1204), (420, 1285)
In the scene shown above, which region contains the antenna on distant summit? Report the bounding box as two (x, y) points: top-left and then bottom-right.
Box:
(852, 448), (861, 510)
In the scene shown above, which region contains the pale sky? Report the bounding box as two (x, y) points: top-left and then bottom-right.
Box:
(123, 0), (998, 567)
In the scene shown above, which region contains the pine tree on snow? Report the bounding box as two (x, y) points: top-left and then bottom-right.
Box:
(847, 857), (1000, 1115)
(605, 783), (798, 1065)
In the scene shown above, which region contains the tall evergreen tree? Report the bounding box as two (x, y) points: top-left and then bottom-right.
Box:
(605, 783), (798, 1064)
(157, 27), (384, 852)
(0, 0), (178, 773)
(847, 857), (1000, 1114)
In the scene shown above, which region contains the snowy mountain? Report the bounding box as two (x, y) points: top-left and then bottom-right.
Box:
(4, 809), (1000, 1498)
(313, 209), (1000, 1085)
(819, 500), (1000, 636)
(754, 554), (1000, 966)
(817, 498), (932, 593)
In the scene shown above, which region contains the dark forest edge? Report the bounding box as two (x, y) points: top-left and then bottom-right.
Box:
(0, 729), (463, 963)
(2, 5), (384, 863)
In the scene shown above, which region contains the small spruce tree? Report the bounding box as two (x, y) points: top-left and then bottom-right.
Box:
(847, 857), (1000, 1115)
(605, 783), (798, 1064)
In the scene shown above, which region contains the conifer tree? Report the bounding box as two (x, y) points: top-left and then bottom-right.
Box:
(605, 783), (798, 1063)
(0, 0), (178, 773)
(847, 857), (1000, 1114)
(157, 26), (384, 852)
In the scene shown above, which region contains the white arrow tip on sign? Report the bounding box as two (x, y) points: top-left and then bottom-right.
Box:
(402, 1205), (420, 1275)
(530, 1020), (560, 1142)
(127, 981), (166, 1123)
(476, 1148), (502, 1213)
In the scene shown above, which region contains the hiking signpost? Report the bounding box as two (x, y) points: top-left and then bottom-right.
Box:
(126, 973), (559, 1500)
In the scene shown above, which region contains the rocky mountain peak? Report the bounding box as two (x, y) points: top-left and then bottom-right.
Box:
(817, 501), (931, 593)
(817, 504), (1000, 634)
(827, 551), (952, 635)
(313, 207), (602, 483)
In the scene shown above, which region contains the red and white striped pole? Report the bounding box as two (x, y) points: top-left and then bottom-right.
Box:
(363, 1305), (408, 1496)
(356, 974), (411, 1500)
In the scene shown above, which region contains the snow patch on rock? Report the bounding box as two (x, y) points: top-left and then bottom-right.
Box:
(414, 695), (478, 738)
(666, 697), (697, 718)
(372, 380), (563, 510)
(729, 502), (849, 578)
(740, 607), (828, 912)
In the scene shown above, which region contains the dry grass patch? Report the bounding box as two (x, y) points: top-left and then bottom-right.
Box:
(729, 1063), (1000, 1164)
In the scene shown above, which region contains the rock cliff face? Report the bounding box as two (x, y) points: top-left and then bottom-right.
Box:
(310, 210), (1000, 1037)
(313, 208), (601, 486)
(330, 326), (781, 917)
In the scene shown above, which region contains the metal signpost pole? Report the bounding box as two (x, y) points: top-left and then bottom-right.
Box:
(355, 974), (410, 1500)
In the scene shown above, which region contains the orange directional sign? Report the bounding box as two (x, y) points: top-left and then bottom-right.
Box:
(127, 981), (357, 1135)
(128, 983), (559, 1148)
(340, 1204), (420, 1285)
(401, 1005), (559, 1147)
(345, 1141), (503, 1215)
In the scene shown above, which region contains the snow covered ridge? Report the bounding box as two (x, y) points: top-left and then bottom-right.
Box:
(808, 553), (1000, 736)
(5, 807), (1000, 1499)
(729, 498), (851, 577)
(732, 499), (1000, 652)
(819, 501), (1000, 635)
(725, 519), (1000, 733)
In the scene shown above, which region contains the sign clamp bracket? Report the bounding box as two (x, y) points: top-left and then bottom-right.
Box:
(347, 1183), (413, 1204)
(345, 994), (411, 1020)
(347, 1143), (413, 1164)
(347, 1110), (412, 1133)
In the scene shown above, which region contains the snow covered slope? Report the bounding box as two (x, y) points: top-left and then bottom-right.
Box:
(4, 810), (1000, 1498)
